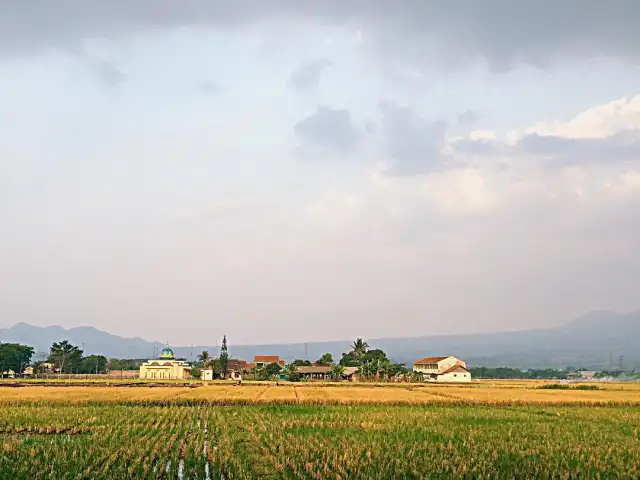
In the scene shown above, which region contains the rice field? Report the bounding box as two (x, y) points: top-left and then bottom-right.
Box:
(1, 382), (640, 406)
(1, 383), (639, 478)
(1, 402), (639, 479)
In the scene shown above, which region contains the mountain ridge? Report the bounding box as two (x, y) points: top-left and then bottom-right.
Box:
(1, 310), (639, 369)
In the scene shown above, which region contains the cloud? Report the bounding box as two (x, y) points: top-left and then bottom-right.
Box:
(525, 94), (640, 139)
(294, 106), (360, 153)
(452, 94), (640, 166)
(454, 130), (640, 167)
(95, 60), (126, 87)
(198, 81), (220, 94)
(379, 102), (450, 176)
(2, 2), (639, 71)
(457, 109), (479, 126)
(288, 59), (332, 90)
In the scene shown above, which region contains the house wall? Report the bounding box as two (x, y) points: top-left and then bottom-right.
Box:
(436, 371), (471, 383)
(436, 357), (459, 373)
(139, 361), (190, 379)
(201, 370), (214, 381)
(413, 364), (440, 374)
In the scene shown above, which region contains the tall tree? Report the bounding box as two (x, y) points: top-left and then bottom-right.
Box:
(79, 355), (108, 374)
(197, 350), (211, 368)
(0, 343), (34, 373)
(265, 362), (283, 378)
(351, 338), (369, 357)
(48, 340), (83, 373)
(219, 335), (229, 378)
(210, 358), (222, 377)
(315, 353), (334, 366)
(290, 359), (312, 367)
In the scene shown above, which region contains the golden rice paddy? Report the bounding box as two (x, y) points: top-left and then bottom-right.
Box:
(2, 380), (639, 478)
(1, 380), (640, 406)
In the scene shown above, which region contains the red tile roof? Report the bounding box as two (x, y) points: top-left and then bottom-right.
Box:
(254, 355), (281, 364)
(413, 356), (449, 365)
(441, 365), (469, 375)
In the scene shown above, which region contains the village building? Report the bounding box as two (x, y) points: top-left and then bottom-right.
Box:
(413, 356), (471, 383)
(253, 355), (285, 368)
(201, 359), (248, 381)
(139, 345), (191, 380)
(225, 359), (248, 379)
(251, 355), (288, 380)
(341, 366), (360, 382)
(296, 365), (331, 380)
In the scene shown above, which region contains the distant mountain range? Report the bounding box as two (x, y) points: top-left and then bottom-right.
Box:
(1, 310), (639, 369)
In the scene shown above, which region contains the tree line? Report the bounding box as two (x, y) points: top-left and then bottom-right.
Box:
(0, 340), (110, 375)
(192, 337), (415, 381)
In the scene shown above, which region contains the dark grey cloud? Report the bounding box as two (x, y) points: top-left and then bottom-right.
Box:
(294, 106), (360, 153)
(288, 59), (332, 91)
(198, 81), (220, 94)
(379, 102), (449, 176)
(95, 60), (126, 87)
(452, 131), (640, 166)
(457, 109), (479, 127)
(2, 1), (639, 71)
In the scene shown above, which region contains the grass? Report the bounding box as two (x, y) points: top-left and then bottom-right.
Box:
(0, 402), (638, 478)
(538, 384), (600, 390)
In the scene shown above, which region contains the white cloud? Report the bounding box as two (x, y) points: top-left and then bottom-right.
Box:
(526, 94), (640, 139)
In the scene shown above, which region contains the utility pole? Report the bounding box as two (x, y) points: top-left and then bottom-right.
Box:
(304, 342), (308, 360)
(618, 355), (624, 372)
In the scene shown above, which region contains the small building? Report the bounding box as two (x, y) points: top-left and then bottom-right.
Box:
(296, 365), (331, 380)
(40, 362), (56, 373)
(225, 359), (248, 379)
(202, 359), (248, 380)
(413, 356), (471, 383)
(139, 345), (191, 380)
(341, 366), (359, 382)
(253, 355), (286, 368)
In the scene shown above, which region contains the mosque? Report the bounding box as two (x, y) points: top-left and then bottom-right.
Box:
(139, 345), (192, 380)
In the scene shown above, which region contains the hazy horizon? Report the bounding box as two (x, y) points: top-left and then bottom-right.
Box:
(2, 2), (640, 345)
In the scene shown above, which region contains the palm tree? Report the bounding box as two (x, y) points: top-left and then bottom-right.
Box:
(351, 338), (369, 357)
(197, 350), (210, 367)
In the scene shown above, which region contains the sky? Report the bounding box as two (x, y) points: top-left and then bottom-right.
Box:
(1, 1), (640, 345)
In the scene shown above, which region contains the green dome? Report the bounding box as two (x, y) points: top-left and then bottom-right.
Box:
(159, 346), (175, 359)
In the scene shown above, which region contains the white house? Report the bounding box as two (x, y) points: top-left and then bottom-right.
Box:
(413, 356), (471, 383)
